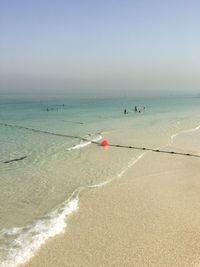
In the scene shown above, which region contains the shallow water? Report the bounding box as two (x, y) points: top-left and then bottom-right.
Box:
(1, 96), (200, 266)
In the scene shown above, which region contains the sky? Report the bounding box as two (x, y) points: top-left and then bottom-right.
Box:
(0, 0), (200, 97)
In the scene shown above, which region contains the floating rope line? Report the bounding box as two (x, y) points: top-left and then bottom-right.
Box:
(0, 123), (87, 141)
(61, 120), (84, 125)
(1, 123), (200, 161)
(0, 123), (91, 163)
(3, 156), (27, 164)
(96, 143), (200, 158)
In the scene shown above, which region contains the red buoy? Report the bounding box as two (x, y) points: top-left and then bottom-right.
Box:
(101, 140), (108, 147)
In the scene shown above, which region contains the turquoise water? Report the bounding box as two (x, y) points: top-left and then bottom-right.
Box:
(1, 97), (200, 266)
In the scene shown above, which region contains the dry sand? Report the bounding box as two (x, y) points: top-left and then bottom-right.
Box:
(23, 150), (200, 267)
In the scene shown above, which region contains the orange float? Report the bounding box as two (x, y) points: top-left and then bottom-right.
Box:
(101, 140), (108, 147)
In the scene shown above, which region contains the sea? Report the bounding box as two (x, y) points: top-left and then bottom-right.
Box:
(1, 96), (200, 267)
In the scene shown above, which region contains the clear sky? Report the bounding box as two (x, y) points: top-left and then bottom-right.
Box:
(0, 0), (200, 97)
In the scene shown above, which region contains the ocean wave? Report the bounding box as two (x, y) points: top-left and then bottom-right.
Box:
(169, 124), (200, 145)
(88, 180), (111, 188)
(117, 153), (146, 177)
(68, 134), (102, 151)
(0, 193), (79, 267)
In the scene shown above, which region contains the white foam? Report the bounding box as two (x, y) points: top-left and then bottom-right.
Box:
(169, 124), (200, 145)
(88, 180), (111, 188)
(68, 141), (91, 150)
(0, 196), (79, 267)
(68, 134), (102, 151)
(0, 176), (113, 267)
(87, 152), (147, 191)
(0, 227), (22, 237)
(118, 152), (146, 177)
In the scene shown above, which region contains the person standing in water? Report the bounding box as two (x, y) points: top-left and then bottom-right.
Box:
(134, 106), (138, 112)
(124, 109), (128, 114)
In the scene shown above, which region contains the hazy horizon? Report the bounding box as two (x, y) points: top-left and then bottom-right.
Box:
(1, 0), (200, 97)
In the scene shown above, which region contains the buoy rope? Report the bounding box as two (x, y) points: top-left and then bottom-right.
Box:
(0, 122), (88, 141)
(0, 122), (94, 164)
(3, 156), (27, 164)
(95, 143), (200, 158)
(1, 122), (200, 160)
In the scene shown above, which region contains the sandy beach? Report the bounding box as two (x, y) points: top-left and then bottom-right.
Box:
(23, 141), (200, 267)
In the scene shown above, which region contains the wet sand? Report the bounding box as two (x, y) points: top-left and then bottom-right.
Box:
(23, 145), (200, 267)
